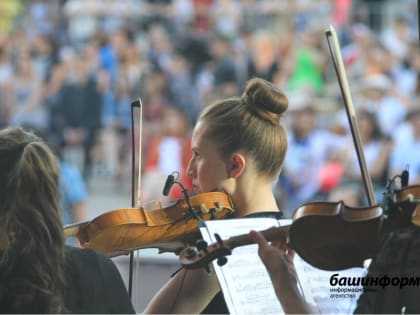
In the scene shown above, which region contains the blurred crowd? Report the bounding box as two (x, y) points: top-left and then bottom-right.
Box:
(0, 0), (419, 221)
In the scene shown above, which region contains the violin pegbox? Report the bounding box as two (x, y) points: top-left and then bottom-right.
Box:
(200, 201), (224, 213)
(199, 204), (216, 220)
(208, 201), (225, 220)
(199, 201), (224, 220)
(179, 234), (232, 270)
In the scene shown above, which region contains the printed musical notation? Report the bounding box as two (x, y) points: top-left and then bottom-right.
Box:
(294, 255), (366, 314)
(200, 218), (367, 315)
(200, 218), (284, 315)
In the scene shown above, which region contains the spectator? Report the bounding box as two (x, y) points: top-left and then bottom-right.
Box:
(142, 106), (192, 201)
(6, 51), (47, 131)
(354, 74), (406, 137)
(277, 93), (344, 216)
(211, 34), (239, 98)
(60, 158), (88, 226)
(389, 101), (420, 184)
(247, 30), (281, 83)
(286, 28), (327, 95)
(335, 108), (392, 201)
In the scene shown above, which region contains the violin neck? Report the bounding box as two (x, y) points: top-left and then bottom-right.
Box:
(226, 226), (290, 250)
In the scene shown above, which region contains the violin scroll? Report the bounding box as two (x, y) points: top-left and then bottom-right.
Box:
(179, 225), (289, 270)
(180, 237), (232, 269)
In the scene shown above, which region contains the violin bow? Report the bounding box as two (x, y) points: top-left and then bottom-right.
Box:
(131, 98), (143, 208)
(325, 25), (377, 206)
(418, 0), (420, 52)
(129, 99), (143, 299)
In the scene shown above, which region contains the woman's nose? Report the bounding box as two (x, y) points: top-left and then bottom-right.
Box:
(186, 159), (194, 177)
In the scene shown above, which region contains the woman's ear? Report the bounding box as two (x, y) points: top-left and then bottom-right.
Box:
(227, 153), (246, 178)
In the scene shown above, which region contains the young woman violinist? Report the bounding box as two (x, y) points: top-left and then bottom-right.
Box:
(0, 126), (135, 313)
(144, 77), (288, 314)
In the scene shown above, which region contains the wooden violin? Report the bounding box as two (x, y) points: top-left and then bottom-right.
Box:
(179, 201), (382, 271)
(64, 191), (234, 257)
(178, 187), (419, 271)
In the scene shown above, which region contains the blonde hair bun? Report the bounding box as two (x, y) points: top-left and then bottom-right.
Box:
(242, 78), (288, 124)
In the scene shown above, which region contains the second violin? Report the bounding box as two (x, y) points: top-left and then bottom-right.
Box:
(178, 201), (383, 271)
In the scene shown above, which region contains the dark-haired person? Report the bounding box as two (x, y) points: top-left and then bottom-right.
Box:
(0, 126), (135, 314)
(144, 77), (288, 314)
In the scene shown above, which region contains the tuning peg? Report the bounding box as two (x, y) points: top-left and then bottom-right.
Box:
(217, 256), (228, 266)
(196, 239), (208, 252)
(200, 204), (209, 214)
(214, 202), (224, 212)
(214, 233), (224, 245)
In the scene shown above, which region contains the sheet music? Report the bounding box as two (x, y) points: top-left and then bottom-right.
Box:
(201, 218), (284, 315)
(200, 217), (367, 315)
(294, 255), (366, 314)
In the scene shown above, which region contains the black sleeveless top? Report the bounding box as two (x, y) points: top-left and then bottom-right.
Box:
(0, 246), (135, 313)
(64, 246), (135, 313)
(202, 211), (283, 314)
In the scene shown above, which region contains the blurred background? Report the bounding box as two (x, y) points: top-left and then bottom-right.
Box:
(1, 0), (420, 311)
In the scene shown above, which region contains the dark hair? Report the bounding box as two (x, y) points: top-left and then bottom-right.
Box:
(0, 126), (65, 313)
(357, 107), (384, 140)
(199, 77), (288, 179)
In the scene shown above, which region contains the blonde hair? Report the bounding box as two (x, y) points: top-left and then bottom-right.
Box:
(199, 77), (288, 179)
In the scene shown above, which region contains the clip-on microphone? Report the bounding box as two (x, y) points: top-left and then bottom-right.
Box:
(401, 167), (409, 188)
(162, 172), (199, 221)
(163, 174), (175, 196)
